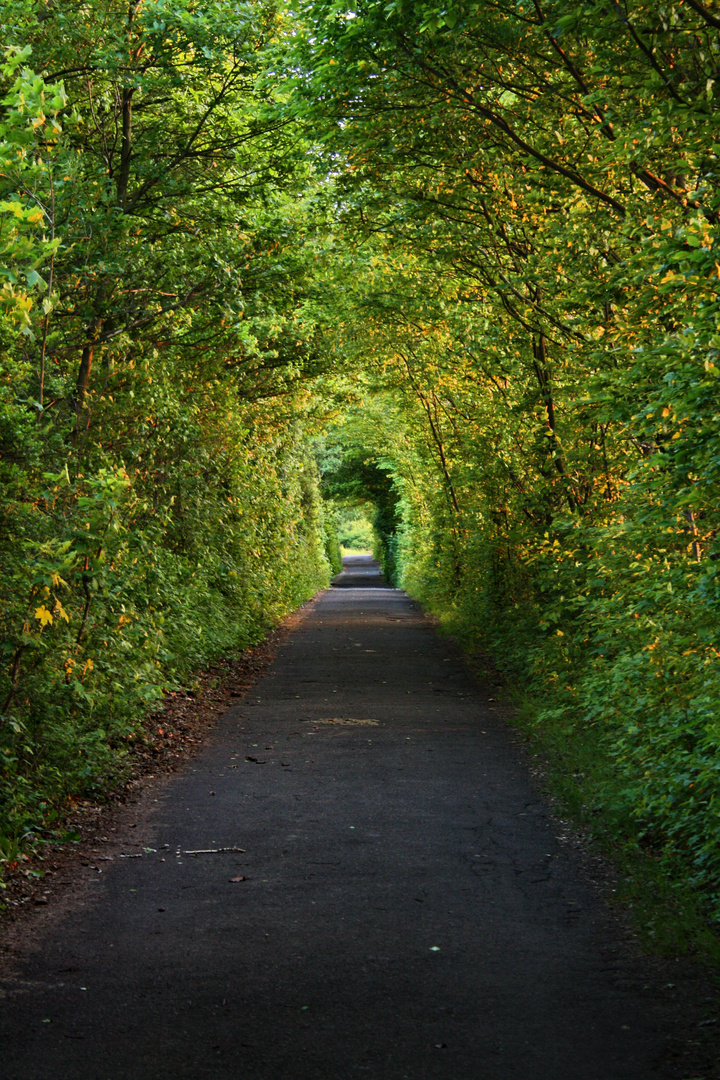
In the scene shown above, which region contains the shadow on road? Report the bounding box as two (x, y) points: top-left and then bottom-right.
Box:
(331, 553), (390, 589)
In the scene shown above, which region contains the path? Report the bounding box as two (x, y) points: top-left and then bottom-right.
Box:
(1, 555), (673, 1078)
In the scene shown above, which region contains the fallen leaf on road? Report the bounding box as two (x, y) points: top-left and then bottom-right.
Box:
(245, 756), (266, 763)
(229, 876), (246, 883)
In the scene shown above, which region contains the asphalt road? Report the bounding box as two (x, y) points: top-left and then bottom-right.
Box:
(1, 555), (671, 1078)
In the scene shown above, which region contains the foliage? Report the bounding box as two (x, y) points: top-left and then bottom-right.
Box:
(335, 508), (374, 551)
(317, 420), (403, 581)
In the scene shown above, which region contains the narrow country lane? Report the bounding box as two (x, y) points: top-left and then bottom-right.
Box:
(1, 556), (672, 1078)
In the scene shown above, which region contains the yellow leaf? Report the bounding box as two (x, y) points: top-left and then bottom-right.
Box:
(34, 605), (53, 626)
(54, 600), (69, 622)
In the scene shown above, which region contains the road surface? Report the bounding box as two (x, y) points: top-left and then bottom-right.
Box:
(1, 555), (670, 1078)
